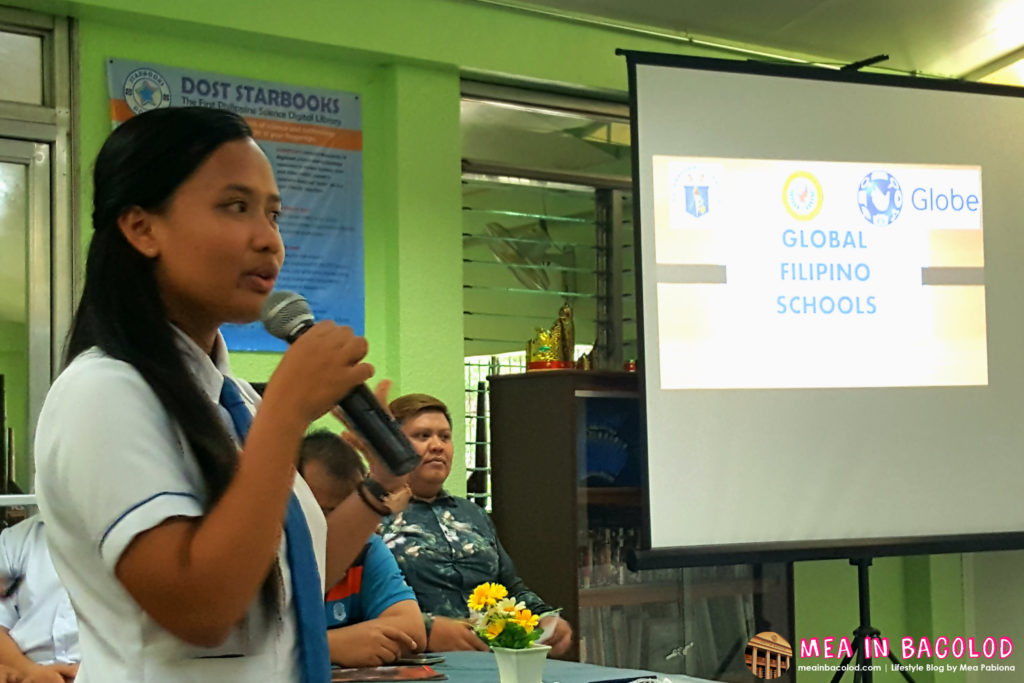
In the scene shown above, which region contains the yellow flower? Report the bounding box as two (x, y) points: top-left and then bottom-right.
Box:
(488, 583), (509, 603)
(485, 620), (506, 639)
(468, 586), (489, 612)
(514, 608), (540, 633)
(468, 582), (508, 611)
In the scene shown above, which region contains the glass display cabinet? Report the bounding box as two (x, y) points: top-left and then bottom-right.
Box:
(488, 370), (793, 681)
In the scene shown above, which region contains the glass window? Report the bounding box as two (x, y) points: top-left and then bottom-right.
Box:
(461, 96), (631, 177)
(0, 9), (72, 501)
(461, 88), (635, 508)
(0, 160), (28, 491)
(0, 31), (43, 105)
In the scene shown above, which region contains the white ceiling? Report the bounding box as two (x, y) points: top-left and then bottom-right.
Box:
(484, 0), (1024, 83)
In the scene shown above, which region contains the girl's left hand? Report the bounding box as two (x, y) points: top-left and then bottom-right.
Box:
(333, 381), (413, 492)
(383, 484), (413, 514)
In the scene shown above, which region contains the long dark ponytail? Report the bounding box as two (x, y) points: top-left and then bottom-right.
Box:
(67, 106), (253, 509)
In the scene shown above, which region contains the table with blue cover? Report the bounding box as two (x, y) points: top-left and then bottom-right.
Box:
(431, 651), (709, 683)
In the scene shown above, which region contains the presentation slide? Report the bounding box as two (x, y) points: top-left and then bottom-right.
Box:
(651, 156), (986, 389)
(629, 55), (1024, 557)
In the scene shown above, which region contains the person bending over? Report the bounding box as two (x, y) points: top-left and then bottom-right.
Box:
(0, 516), (79, 682)
(298, 431), (425, 666)
(375, 394), (573, 657)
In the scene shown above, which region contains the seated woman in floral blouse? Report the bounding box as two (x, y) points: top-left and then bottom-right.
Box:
(376, 393), (573, 657)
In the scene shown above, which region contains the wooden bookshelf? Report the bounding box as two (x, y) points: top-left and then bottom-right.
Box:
(579, 487), (643, 507)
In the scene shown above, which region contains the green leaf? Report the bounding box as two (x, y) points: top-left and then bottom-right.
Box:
(487, 621), (545, 649)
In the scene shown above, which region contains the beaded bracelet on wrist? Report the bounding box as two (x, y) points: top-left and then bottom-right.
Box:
(356, 480), (391, 516)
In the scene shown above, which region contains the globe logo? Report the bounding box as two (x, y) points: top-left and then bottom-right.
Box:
(858, 171), (903, 226)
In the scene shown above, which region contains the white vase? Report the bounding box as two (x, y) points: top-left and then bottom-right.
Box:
(492, 644), (552, 683)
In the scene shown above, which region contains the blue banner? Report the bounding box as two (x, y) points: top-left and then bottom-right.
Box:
(106, 58), (364, 351)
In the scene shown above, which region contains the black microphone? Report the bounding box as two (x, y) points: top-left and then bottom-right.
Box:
(260, 291), (421, 476)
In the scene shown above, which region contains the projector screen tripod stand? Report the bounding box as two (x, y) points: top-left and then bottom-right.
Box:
(830, 558), (915, 683)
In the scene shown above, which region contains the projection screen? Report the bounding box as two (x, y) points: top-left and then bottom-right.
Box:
(625, 51), (1024, 565)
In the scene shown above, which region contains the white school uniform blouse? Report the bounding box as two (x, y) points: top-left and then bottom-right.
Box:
(0, 515), (79, 665)
(34, 330), (326, 683)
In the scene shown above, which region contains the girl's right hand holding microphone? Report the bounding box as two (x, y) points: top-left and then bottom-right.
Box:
(262, 321), (374, 426)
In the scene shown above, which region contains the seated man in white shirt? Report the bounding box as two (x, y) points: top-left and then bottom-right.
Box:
(0, 515), (79, 682)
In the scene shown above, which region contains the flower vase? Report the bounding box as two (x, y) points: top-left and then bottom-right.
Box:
(492, 644), (551, 683)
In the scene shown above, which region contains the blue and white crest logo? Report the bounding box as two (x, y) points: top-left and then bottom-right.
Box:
(685, 185), (709, 218)
(123, 68), (171, 115)
(673, 166), (712, 219)
(332, 602), (347, 623)
(670, 163), (721, 228)
(858, 171), (903, 226)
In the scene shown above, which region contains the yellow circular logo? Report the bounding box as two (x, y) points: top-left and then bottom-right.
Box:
(783, 171), (823, 221)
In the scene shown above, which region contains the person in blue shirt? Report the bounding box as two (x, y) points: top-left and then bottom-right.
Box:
(298, 431), (426, 667)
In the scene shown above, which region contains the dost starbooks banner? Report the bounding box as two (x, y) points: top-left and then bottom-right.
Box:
(106, 58), (364, 351)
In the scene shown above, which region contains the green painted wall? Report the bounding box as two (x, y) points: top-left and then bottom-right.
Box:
(70, 10), (468, 485)
(32, 0), (732, 495)
(8, 0), (974, 671)
(794, 555), (973, 683)
(27, 0), (728, 94)
(794, 558), (910, 683)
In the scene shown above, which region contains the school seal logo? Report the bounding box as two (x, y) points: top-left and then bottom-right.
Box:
(123, 68), (172, 114)
(672, 165), (715, 220)
(783, 171), (823, 221)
